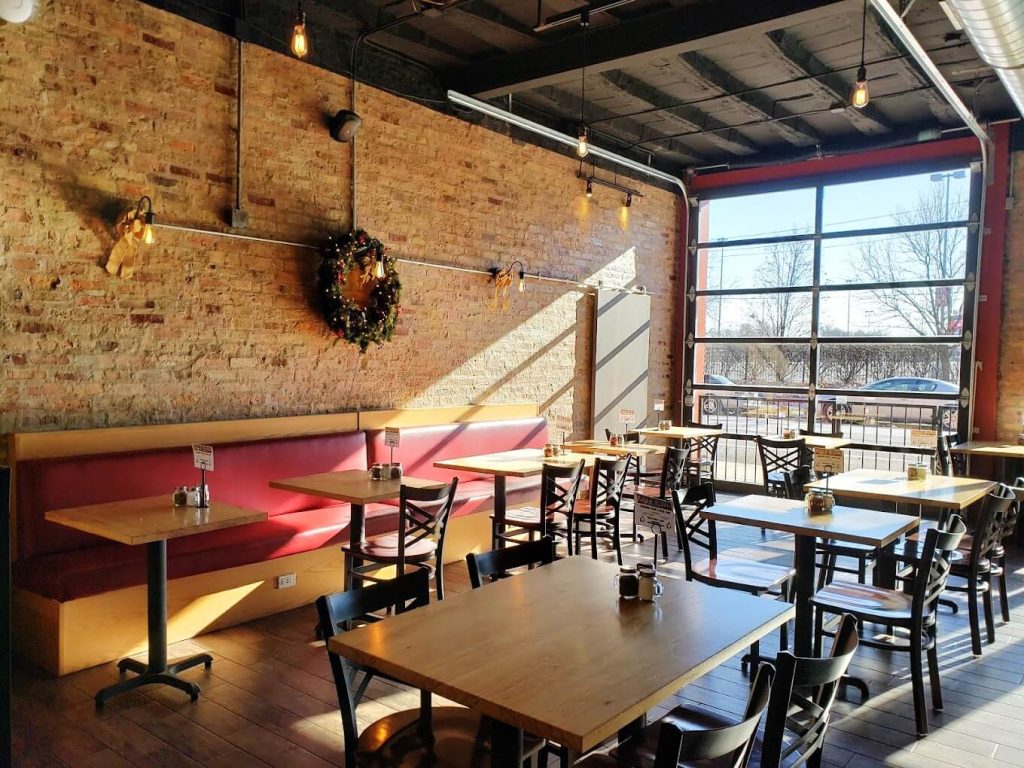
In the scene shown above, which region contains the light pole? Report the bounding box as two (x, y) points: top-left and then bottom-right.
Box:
(929, 170), (966, 334)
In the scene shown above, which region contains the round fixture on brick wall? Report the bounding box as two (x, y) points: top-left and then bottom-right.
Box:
(330, 110), (363, 142)
(0, 0), (33, 23)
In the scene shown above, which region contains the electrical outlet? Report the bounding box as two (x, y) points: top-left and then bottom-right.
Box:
(276, 573), (297, 589)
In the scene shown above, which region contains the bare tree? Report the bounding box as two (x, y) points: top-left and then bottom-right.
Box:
(751, 239), (812, 337)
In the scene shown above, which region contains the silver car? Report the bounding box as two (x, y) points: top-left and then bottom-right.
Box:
(819, 377), (958, 430)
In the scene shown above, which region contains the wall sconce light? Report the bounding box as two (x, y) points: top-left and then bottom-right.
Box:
(579, 172), (642, 204)
(106, 196), (157, 278)
(488, 260), (528, 310)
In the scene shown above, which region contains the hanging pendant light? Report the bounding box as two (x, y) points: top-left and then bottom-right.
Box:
(291, 1), (309, 58)
(576, 10), (590, 158)
(850, 0), (869, 109)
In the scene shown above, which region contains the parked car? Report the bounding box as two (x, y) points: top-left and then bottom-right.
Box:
(699, 374), (737, 416)
(818, 377), (959, 430)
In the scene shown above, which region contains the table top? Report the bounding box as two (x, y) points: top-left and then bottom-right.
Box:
(329, 557), (791, 754)
(562, 440), (666, 457)
(705, 494), (918, 546)
(804, 468), (995, 510)
(635, 426), (724, 441)
(951, 441), (1024, 458)
(269, 469), (444, 504)
(45, 497), (266, 546)
(433, 448), (595, 478)
(773, 435), (852, 450)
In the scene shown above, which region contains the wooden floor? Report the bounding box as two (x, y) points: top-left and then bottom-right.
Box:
(12, 500), (1024, 768)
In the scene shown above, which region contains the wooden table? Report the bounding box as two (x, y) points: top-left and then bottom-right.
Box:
(635, 425), (724, 443)
(270, 469), (444, 577)
(804, 468), (994, 511)
(704, 495), (918, 657)
(46, 497), (266, 704)
(951, 440), (1024, 478)
(562, 440), (665, 458)
(433, 448), (594, 525)
(328, 557), (792, 766)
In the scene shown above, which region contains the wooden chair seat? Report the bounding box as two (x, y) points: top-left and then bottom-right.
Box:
(572, 499), (616, 518)
(494, 506), (554, 529)
(692, 557), (795, 593)
(811, 581), (915, 622)
(344, 533), (437, 563)
(357, 706), (545, 766)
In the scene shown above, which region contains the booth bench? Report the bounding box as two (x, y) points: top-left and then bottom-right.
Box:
(4, 404), (547, 674)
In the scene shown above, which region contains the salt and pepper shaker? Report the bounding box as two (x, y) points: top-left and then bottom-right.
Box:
(614, 565), (639, 599)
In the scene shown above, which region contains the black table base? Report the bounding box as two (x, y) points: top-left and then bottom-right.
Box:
(95, 540), (212, 706)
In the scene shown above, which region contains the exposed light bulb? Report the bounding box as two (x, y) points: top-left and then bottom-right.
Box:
(143, 222), (155, 245)
(518, 271), (525, 293)
(850, 66), (869, 109)
(585, 179), (593, 198)
(576, 126), (589, 158)
(291, 11), (309, 58)
(374, 255), (385, 279)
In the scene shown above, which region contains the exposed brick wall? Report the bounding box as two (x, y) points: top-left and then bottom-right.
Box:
(0, 0), (681, 436)
(998, 150), (1024, 440)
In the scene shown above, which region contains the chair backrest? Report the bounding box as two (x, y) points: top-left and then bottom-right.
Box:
(968, 485), (1015, 567)
(316, 570), (431, 768)
(755, 436), (806, 494)
(654, 662), (775, 768)
(782, 465), (813, 501)
(590, 456), (630, 515)
(911, 515), (968, 621)
(540, 459), (586, 517)
(660, 445), (691, 497)
(397, 478), (459, 564)
(671, 483), (718, 580)
(760, 613), (860, 768)
(689, 424), (722, 467)
(935, 432), (954, 477)
(466, 537), (556, 588)
(1001, 480), (1024, 543)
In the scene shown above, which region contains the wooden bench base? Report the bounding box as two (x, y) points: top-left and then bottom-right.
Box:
(13, 511), (493, 676)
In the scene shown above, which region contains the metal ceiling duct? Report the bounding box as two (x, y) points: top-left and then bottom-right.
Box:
(945, 0), (1024, 117)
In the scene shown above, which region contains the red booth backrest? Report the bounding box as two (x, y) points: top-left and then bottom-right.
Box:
(366, 417), (549, 483)
(15, 431), (368, 561)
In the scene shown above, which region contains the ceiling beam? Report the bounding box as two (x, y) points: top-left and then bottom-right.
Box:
(447, 0), (852, 98)
(678, 52), (820, 146)
(447, 3), (539, 52)
(762, 29), (896, 134)
(600, 70), (760, 156)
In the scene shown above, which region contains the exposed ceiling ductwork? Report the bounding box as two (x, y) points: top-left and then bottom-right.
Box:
(945, 0), (1024, 117)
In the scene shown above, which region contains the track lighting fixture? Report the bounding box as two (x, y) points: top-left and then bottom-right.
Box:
(578, 172), (642, 204)
(586, 179), (593, 198)
(850, 0), (869, 109)
(624, 193), (632, 208)
(291, 1), (309, 58)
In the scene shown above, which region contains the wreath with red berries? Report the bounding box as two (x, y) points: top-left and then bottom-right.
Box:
(316, 229), (400, 353)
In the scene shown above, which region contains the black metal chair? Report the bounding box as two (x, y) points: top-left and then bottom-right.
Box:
(317, 569), (544, 768)
(343, 479), (458, 599)
(659, 445), (690, 497)
(755, 436), (806, 497)
(602, 614), (859, 768)
(935, 432), (964, 477)
(466, 537), (556, 588)
(492, 460), (585, 555)
(672, 483), (794, 671)
(577, 663), (775, 768)
(685, 422), (721, 503)
(946, 485), (1015, 655)
(812, 517), (967, 736)
(574, 456), (630, 563)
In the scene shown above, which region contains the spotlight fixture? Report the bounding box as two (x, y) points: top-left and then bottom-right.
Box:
(136, 196), (156, 245)
(585, 179), (593, 198)
(850, 0), (869, 109)
(329, 109), (362, 142)
(577, 172), (643, 204)
(374, 251), (386, 279)
(624, 193), (633, 208)
(291, 1), (309, 58)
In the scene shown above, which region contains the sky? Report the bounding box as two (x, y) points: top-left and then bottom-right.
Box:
(698, 168), (972, 337)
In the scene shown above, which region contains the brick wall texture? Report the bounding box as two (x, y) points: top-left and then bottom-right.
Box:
(998, 152), (1024, 440)
(0, 0), (681, 435)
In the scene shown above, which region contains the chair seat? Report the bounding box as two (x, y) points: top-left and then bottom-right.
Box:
(692, 557), (794, 592)
(494, 506), (553, 529)
(892, 539), (964, 566)
(811, 581), (914, 622)
(357, 706), (545, 766)
(573, 500), (616, 518)
(343, 533), (437, 563)
(609, 702), (736, 768)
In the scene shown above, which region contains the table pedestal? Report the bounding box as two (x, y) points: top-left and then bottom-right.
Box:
(96, 540), (213, 706)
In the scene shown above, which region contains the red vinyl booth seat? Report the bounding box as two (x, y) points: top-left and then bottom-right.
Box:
(13, 431), (371, 601)
(366, 418), (549, 516)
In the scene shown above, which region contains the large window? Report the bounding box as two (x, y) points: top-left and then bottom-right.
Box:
(684, 166), (978, 486)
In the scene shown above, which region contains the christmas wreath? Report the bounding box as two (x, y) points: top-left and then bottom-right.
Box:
(316, 229), (401, 352)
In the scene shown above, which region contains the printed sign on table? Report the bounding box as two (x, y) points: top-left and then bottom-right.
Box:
(910, 429), (937, 448)
(634, 491), (675, 533)
(618, 408), (636, 424)
(384, 427), (401, 448)
(548, 413), (573, 441)
(812, 447), (844, 475)
(653, 399), (665, 413)
(192, 444), (214, 471)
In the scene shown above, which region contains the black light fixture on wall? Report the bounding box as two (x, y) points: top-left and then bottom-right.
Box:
(578, 171), (642, 207)
(850, 0), (870, 108)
